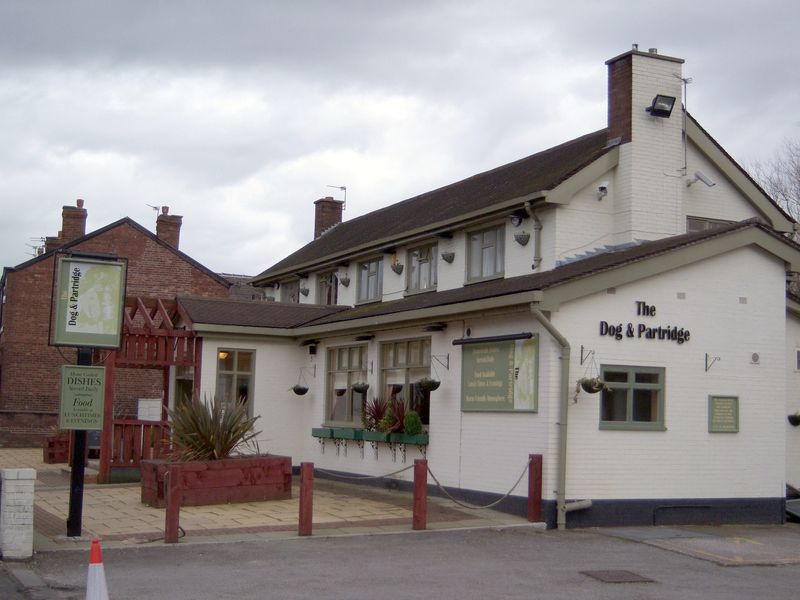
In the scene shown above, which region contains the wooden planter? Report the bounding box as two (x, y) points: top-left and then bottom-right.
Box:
(140, 454), (292, 508)
(42, 433), (70, 464)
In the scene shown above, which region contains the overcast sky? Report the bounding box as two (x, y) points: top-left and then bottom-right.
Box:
(1, 1), (797, 276)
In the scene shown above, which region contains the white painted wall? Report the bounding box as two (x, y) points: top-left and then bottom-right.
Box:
(785, 313), (800, 489)
(683, 141), (760, 224)
(199, 335), (310, 460)
(552, 247), (787, 500)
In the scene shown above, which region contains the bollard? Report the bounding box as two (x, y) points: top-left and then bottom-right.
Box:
(527, 454), (543, 522)
(412, 459), (427, 530)
(164, 467), (181, 543)
(298, 462), (314, 536)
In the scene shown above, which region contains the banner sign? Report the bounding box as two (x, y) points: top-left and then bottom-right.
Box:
(461, 337), (538, 412)
(59, 365), (105, 431)
(51, 256), (126, 348)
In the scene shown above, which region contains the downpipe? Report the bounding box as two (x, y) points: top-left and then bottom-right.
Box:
(530, 305), (591, 529)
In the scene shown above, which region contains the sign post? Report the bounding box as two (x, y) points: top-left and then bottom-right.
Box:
(51, 252), (126, 537)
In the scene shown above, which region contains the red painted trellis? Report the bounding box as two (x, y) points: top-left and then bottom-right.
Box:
(97, 297), (201, 483)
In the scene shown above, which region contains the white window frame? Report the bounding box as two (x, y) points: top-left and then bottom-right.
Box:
(317, 271), (338, 305)
(215, 348), (255, 416)
(407, 244), (438, 293)
(380, 338), (432, 425)
(325, 344), (368, 426)
(467, 224), (505, 282)
(357, 257), (383, 303)
(280, 280), (299, 303)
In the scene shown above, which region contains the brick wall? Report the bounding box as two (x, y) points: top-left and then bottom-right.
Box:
(0, 220), (229, 446)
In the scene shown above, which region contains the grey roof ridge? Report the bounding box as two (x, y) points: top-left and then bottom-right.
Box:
(253, 128), (612, 282)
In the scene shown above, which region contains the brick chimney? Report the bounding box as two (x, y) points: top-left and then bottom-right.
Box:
(605, 45), (684, 145)
(61, 198), (88, 243)
(314, 196), (344, 238)
(156, 206), (182, 249)
(44, 199), (87, 252)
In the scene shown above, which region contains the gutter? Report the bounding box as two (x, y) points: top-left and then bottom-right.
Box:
(530, 304), (591, 530)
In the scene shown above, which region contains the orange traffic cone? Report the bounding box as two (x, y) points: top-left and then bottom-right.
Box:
(86, 538), (109, 600)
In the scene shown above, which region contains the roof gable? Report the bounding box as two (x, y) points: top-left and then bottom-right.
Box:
(4, 217), (230, 288)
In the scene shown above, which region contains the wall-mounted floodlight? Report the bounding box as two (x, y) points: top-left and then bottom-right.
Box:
(646, 94), (676, 118)
(686, 171), (716, 188)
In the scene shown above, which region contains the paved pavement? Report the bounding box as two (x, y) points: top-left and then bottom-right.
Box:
(3, 448), (800, 598)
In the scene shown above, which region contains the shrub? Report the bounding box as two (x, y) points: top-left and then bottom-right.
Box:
(363, 397), (389, 431)
(168, 395), (261, 461)
(403, 410), (423, 435)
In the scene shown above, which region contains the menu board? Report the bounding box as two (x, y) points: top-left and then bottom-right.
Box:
(461, 337), (538, 412)
(708, 395), (739, 433)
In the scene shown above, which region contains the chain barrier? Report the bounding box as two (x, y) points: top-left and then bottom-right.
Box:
(314, 464), (414, 481)
(426, 460), (529, 510)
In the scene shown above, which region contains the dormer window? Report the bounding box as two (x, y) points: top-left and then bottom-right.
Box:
(408, 244), (437, 293)
(467, 224), (504, 282)
(357, 257), (383, 303)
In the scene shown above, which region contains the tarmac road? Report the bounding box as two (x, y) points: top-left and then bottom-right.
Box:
(18, 525), (800, 600)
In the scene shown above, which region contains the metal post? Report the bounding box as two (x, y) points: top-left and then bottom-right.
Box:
(528, 454), (543, 522)
(67, 348), (92, 537)
(298, 462), (314, 536)
(413, 459), (428, 531)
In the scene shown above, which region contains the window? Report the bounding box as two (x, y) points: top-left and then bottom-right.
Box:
(467, 224), (504, 281)
(357, 258), (383, 303)
(599, 365), (665, 430)
(280, 280), (299, 303)
(215, 349), (254, 415)
(408, 244), (437, 292)
(173, 365), (195, 407)
(686, 217), (730, 233)
(381, 339), (431, 425)
(317, 271), (338, 305)
(326, 345), (368, 425)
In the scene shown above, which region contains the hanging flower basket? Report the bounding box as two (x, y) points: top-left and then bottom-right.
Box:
(291, 384), (309, 396)
(352, 381), (370, 394)
(417, 377), (441, 392)
(788, 413), (800, 427)
(579, 377), (611, 394)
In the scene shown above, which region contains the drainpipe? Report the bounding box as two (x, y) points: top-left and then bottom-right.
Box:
(530, 305), (571, 530)
(524, 201), (542, 270)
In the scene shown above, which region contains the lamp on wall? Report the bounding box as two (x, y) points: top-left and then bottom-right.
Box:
(646, 94), (676, 118)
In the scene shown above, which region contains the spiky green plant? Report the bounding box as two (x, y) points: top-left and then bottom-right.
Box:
(168, 395), (261, 461)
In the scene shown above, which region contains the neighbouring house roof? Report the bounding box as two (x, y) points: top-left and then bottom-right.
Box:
(178, 296), (347, 329)
(253, 128), (615, 283)
(1, 217), (231, 289)
(183, 219), (800, 334)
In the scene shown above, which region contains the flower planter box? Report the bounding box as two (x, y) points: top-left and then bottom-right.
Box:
(311, 427), (334, 438)
(388, 432), (429, 445)
(362, 430), (390, 443)
(332, 428), (363, 440)
(140, 454), (292, 508)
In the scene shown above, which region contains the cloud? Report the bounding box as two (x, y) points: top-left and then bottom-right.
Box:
(0, 0), (797, 275)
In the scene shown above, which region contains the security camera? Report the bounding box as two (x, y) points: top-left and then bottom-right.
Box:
(596, 182), (609, 200)
(687, 170), (716, 188)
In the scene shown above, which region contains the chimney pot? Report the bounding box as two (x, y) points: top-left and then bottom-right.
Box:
(76, 198), (84, 208)
(161, 206), (169, 215)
